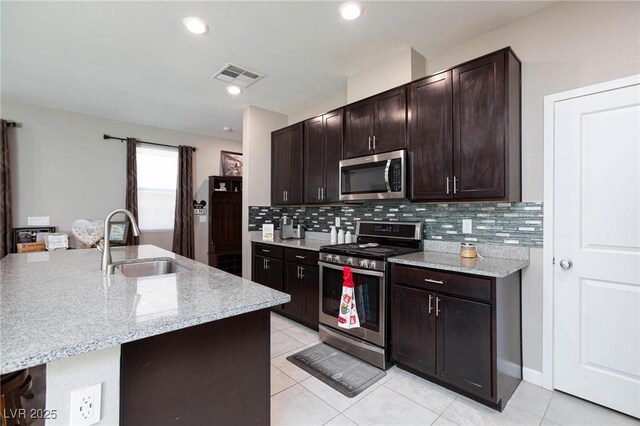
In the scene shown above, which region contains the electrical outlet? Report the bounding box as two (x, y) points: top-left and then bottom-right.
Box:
(462, 219), (473, 234)
(335, 217), (340, 227)
(70, 383), (101, 426)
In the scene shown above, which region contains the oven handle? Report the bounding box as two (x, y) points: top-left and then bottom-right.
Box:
(318, 261), (384, 277)
(384, 159), (392, 193)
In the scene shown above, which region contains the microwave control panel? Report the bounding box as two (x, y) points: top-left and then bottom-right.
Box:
(390, 159), (402, 191)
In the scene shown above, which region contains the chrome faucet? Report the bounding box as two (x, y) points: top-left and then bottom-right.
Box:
(101, 209), (141, 274)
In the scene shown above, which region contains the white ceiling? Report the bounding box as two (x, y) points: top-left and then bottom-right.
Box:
(1, 1), (554, 142)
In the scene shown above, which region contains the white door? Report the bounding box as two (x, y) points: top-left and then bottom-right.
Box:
(553, 79), (640, 418)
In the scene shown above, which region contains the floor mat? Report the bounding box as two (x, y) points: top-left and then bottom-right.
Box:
(286, 343), (386, 398)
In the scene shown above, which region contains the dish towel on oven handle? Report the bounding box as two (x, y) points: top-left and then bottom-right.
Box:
(338, 266), (360, 329)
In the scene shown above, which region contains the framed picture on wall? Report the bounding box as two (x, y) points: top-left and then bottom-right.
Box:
(221, 151), (243, 177)
(108, 221), (129, 246)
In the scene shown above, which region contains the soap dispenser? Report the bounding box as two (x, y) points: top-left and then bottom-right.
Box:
(337, 229), (345, 244)
(330, 226), (337, 243)
(345, 230), (352, 243)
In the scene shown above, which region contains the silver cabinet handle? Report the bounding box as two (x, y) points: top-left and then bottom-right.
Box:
(262, 249), (271, 253)
(321, 187), (325, 200)
(263, 258), (266, 269)
(453, 177), (458, 194)
(295, 255), (306, 259)
(446, 177), (450, 195)
(368, 136), (372, 151)
(424, 278), (444, 285)
(300, 266), (305, 279)
(436, 297), (441, 317)
(265, 258), (270, 270)
(297, 265), (301, 279)
(428, 294), (433, 314)
(373, 135), (377, 150)
(559, 259), (573, 270)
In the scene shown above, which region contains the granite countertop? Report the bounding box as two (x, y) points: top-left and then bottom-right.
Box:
(0, 245), (290, 374)
(389, 250), (529, 278)
(250, 232), (332, 251)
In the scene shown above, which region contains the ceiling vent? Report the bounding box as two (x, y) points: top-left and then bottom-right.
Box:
(212, 63), (264, 88)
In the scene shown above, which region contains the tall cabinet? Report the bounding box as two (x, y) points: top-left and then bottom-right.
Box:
(409, 48), (521, 201)
(208, 176), (242, 276)
(272, 123), (303, 205)
(304, 109), (343, 204)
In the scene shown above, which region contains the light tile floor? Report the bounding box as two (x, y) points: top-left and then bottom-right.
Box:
(269, 313), (640, 426)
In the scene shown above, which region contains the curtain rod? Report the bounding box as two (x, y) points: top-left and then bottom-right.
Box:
(103, 134), (196, 152)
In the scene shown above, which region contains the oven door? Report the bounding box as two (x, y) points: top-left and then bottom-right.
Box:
(318, 261), (386, 347)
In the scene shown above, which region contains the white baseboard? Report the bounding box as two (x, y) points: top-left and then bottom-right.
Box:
(523, 367), (543, 386)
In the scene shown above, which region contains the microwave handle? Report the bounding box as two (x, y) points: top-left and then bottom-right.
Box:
(384, 159), (392, 192)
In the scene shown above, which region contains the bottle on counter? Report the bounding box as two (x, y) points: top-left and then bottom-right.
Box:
(337, 229), (345, 244)
(330, 226), (337, 243)
(345, 230), (352, 243)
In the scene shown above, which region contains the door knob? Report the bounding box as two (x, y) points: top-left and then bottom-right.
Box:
(559, 258), (573, 270)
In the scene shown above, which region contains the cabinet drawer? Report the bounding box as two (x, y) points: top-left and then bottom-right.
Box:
(284, 248), (319, 266)
(253, 243), (283, 259)
(391, 264), (491, 302)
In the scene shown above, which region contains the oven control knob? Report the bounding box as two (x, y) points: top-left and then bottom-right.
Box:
(333, 255), (341, 263)
(368, 261), (377, 270)
(359, 259), (368, 268)
(346, 257), (354, 265)
(324, 254), (332, 262)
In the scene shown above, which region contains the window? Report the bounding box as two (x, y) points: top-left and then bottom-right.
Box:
(136, 145), (178, 231)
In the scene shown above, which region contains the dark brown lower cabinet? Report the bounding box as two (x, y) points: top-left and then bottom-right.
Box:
(121, 309), (270, 425)
(252, 243), (319, 329)
(283, 261), (319, 330)
(391, 264), (521, 411)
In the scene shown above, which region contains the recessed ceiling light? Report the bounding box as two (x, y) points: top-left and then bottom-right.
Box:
(339, 2), (363, 20)
(226, 85), (242, 95)
(183, 17), (209, 34)
(222, 127), (233, 132)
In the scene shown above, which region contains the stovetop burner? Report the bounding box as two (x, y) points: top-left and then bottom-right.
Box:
(320, 243), (418, 260)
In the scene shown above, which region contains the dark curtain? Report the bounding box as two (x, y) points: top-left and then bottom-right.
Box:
(125, 138), (139, 245)
(0, 120), (12, 258)
(173, 146), (194, 259)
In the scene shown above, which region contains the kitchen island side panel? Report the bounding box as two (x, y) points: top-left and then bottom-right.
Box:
(120, 309), (270, 425)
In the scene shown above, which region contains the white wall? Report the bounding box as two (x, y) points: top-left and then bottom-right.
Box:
(287, 91), (348, 125)
(424, 0), (640, 376)
(347, 47), (426, 103)
(241, 105), (287, 278)
(3, 100), (242, 263)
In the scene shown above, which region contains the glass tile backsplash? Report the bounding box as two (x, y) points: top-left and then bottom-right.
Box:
(249, 201), (543, 247)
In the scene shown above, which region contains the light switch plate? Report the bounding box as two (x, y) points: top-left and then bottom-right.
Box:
(28, 216), (50, 226)
(199, 215), (207, 223)
(462, 219), (472, 234)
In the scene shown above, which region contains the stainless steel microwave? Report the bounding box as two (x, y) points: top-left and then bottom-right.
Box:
(339, 150), (406, 201)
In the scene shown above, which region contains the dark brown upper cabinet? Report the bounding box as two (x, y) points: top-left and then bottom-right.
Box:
(304, 109), (343, 204)
(408, 71), (453, 200)
(409, 48), (521, 202)
(271, 123), (304, 205)
(344, 87), (407, 159)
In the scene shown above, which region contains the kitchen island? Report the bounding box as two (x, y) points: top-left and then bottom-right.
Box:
(0, 245), (289, 425)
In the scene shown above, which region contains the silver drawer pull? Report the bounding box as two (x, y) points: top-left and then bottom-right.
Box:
(295, 255), (306, 259)
(262, 249), (271, 253)
(424, 278), (444, 285)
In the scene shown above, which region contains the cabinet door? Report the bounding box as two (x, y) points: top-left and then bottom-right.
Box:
(322, 109), (343, 203)
(436, 294), (492, 400)
(288, 124), (304, 204)
(304, 116), (324, 204)
(344, 100), (375, 159)
(301, 265), (319, 329)
(253, 253), (284, 312)
(373, 87), (407, 154)
(271, 129), (290, 205)
(283, 262), (305, 321)
(210, 192), (242, 252)
(453, 52), (505, 199)
(391, 284), (436, 375)
(408, 71), (453, 200)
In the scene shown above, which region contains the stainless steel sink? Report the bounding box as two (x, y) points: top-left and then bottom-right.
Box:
(113, 259), (190, 278)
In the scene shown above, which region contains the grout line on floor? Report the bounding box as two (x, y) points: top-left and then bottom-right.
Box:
(378, 381), (441, 419)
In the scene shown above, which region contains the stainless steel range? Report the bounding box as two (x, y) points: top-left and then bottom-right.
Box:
(318, 221), (422, 369)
